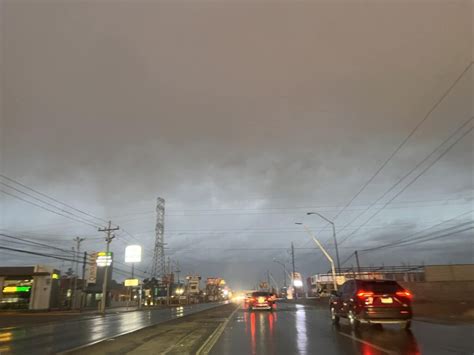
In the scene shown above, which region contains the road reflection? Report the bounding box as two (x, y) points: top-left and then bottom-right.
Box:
(0, 331), (12, 353)
(243, 308), (279, 355)
(295, 304), (308, 354)
(337, 323), (421, 355)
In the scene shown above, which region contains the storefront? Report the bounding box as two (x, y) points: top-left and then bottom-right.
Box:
(0, 265), (61, 310)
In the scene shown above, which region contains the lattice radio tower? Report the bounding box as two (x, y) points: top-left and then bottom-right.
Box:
(152, 197), (166, 279)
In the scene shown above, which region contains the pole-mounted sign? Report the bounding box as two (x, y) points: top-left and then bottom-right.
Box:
(125, 245), (142, 263)
(96, 251), (113, 267)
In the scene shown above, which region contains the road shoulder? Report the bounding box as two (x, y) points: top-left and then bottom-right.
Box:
(68, 303), (238, 355)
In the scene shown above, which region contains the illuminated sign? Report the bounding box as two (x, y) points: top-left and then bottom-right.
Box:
(124, 279), (139, 287)
(3, 286), (31, 293)
(88, 252), (98, 284)
(125, 245), (142, 263)
(97, 252), (113, 267)
(97, 251), (112, 257)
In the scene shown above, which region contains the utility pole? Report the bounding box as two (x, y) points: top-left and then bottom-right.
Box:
(98, 221), (119, 314)
(355, 250), (361, 274)
(80, 251), (87, 312)
(175, 260), (180, 286)
(72, 237), (85, 309)
(68, 247), (75, 308)
(166, 257), (171, 306)
(291, 242), (296, 280)
(291, 242), (297, 299)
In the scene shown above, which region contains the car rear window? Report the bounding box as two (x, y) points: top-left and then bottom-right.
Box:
(252, 292), (271, 297)
(359, 280), (403, 294)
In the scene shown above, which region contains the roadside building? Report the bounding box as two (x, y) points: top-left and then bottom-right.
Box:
(309, 264), (474, 298)
(0, 265), (61, 310)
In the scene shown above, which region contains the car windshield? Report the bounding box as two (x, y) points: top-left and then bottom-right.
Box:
(359, 281), (403, 294)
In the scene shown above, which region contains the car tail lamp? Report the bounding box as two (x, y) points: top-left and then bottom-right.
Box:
(356, 290), (374, 299)
(396, 290), (413, 299)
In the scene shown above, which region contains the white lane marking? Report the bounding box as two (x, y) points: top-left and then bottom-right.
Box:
(196, 305), (240, 355)
(337, 331), (397, 355)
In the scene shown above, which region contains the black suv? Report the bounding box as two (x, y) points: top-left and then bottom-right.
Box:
(329, 279), (413, 329)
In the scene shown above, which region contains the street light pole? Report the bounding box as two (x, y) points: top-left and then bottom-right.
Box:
(295, 222), (338, 291)
(306, 212), (341, 272)
(272, 259), (289, 287)
(72, 237), (85, 309)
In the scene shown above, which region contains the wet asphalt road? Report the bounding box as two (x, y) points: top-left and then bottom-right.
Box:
(0, 302), (225, 354)
(211, 302), (474, 355)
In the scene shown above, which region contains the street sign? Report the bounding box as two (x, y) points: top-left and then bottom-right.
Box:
(96, 252), (113, 267)
(124, 279), (139, 287)
(125, 245), (142, 263)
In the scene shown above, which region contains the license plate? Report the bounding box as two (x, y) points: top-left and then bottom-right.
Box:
(381, 297), (393, 304)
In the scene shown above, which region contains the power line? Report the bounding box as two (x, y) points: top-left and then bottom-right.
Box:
(297, 61), (473, 250)
(360, 222), (474, 253)
(339, 125), (473, 246)
(335, 116), (473, 244)
(0, 174), (109, 224)
(0, 189), (100, 229)
(358, 226), (473, 255)
(0, 181), (103, 228)
(0, 232), (85, 257)
(330, 61), (473, 222)
(339, 210), (473, 266)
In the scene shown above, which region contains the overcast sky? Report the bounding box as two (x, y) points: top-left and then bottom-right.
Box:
(0, 0), (473, 289)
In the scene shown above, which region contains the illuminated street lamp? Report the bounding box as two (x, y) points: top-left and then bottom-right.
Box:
(295, 222), (338, 290)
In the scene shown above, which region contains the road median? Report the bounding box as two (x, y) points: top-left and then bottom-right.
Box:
(68, 303), (238, 355)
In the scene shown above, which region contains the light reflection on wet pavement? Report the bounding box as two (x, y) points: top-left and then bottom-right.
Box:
(0, 302), (224, 354)
(211, 302), (474, 355)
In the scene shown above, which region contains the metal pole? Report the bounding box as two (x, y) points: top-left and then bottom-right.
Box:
(273, 259), (289, 287)
(291, 242), (298, 299)
(268, 272), (279, 294)
(307, 212), (341, 272)
(355, 250), (361, 274)
(98, 221), (119, 314)
(72, 237), (85, 309)
(267, 270), (271, 291)
(331, 223), (341, 272)
(298, 223), (338, 291)
(80, 251), (87, 312)
(101, 235), (112, 313)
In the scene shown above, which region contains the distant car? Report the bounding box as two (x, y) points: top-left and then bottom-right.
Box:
(247, 291), (276, 311)
(329, 279), (413, 329)
(244, 292), (254, 306)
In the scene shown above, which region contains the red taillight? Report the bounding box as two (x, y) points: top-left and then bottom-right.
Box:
(396, 290), (412, 299)
(357, 290), (374, 298)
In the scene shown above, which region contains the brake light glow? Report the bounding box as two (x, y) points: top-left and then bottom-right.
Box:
(357, 290), (374, 298)
(396, 291), (412, 298)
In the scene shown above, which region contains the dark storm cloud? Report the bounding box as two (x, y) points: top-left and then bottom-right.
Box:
(1, 0), (472, 286)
